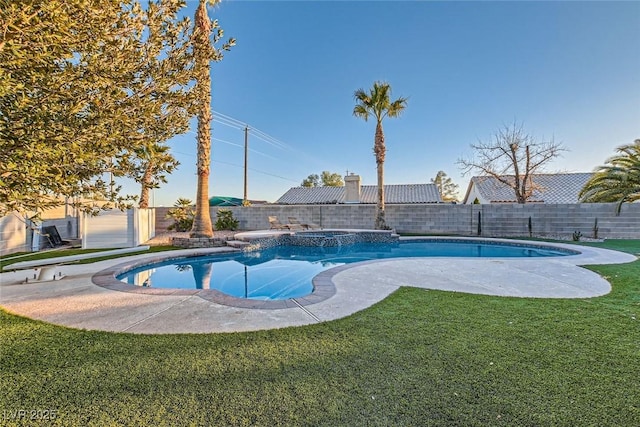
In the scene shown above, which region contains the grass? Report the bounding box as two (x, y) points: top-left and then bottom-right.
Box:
(578, 239), (640, 254)
(1, 240), (639, 426)
(0, 246), (178, 270)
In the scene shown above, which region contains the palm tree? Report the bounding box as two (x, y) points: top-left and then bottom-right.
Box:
(579, 139), (640, 214)
(136, 142), (178, 209)
(190, 0), (234, 238)
(353, 81), (408, 229)
(190, 0), (214, 237)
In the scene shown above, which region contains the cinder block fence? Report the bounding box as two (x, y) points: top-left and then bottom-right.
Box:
(156, 202), (640, 239)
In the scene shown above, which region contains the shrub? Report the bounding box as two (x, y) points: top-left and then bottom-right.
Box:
(166, 198), (195, 232)
(215, 209), (239, 231)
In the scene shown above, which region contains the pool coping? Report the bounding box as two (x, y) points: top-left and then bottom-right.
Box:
(90, 236), (580, 309)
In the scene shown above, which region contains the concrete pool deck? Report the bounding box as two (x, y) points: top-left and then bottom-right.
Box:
(0, 237), (636, 334)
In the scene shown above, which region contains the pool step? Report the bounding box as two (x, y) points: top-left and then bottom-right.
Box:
(226, 240), (252, 249)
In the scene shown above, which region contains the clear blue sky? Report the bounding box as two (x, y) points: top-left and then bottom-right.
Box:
(126, 0), (640, 206)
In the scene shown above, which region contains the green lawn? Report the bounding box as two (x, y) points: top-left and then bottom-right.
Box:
(0, 246), (178, 271)
(1, 241), (639, 426)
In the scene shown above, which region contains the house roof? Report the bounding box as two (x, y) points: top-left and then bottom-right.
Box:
(463, 173), (593, 204)
(276, 184), (442, 204)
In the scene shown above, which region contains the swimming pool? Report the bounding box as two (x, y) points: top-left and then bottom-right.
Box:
(116, 239), (577, 301)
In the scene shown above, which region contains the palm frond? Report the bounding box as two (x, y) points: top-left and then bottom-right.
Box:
(353, 81), (407, 123)
(386, 96), (408, 118)
(579, 140), (640, 214)
(352, 104), (370, 121)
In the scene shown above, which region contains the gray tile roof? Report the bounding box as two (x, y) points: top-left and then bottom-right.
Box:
(465, 173), (593, 203)
(276, 184), (442, 204)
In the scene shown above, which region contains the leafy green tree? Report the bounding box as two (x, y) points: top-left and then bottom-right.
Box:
(457, 122), (565, 204)
(115, 0), (195, 209)
(301, 174), (320, 187)
(579, 139), (640, 214)
(431, 170), (459, 202)
(0, 0), (195, 218)
(0, 0), (132, 217)
(321, 171), (344, 187)
(301, 171), (343, 187)
(190, 0), (235, 238)
(127, 143), (179, 209)
(353, 81), (408, 229)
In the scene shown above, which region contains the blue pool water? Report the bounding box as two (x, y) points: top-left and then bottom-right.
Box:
(116, 240), (575, 300)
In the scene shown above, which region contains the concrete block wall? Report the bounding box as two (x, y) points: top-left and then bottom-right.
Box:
(155, 203), (640, 239)
(473, 203), (640, 239)
(155, 208), (175, 231)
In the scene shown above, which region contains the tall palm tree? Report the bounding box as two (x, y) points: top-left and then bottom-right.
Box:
(579, 139), (640, 214)
(190, 0), (214, 237)
(190, 0), (234, 238)
(353, 81), (408, 229)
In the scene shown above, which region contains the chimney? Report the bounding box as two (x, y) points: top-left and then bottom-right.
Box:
(344, 173), (361, 203)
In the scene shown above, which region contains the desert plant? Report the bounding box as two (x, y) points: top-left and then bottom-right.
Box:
(215, 209), (239, 231)
(166, 198), (195, 232)
(593, 218), (599, 240)
(572, 230), (582, 241)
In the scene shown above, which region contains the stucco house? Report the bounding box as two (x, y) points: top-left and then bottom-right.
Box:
(462, 173), (593, 204)
(276, 174), (442, 204)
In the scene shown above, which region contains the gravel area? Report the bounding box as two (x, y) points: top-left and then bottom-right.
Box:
(145, 230), (238, 246)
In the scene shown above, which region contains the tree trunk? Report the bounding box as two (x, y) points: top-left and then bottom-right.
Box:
(374, 121), (387, 229)
(138, 163), (153, 209)
(191, 0), (214, 238)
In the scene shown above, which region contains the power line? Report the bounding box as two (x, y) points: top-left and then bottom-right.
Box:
(210, 110), (326, 170)
(250, 128), (290, 150)
(178, 110), (327, 183)
(212, 117), (244, 131)
(212, 137), (277, 160)
(212, 159), (299, 183)
(212, 109), (293, 151)
(210, 116), (293, 151)
(213, 110), (247, 127)
(179, 130), (276, 160)
(212, 136), (242, 148)
(169, 150), (297, 183)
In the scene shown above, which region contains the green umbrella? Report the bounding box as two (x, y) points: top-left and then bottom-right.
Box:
(209, 196), (243, 206)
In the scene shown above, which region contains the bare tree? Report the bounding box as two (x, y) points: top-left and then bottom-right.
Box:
(458, 122), (565, 203)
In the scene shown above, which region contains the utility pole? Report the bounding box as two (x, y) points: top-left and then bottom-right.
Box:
(243, 126), (249, 205)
